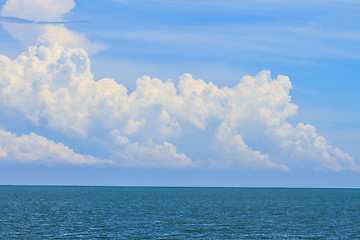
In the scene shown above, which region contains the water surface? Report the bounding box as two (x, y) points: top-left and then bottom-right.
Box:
(1, 186), (359, 239)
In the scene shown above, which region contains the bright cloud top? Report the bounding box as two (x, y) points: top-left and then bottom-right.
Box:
(0, 39), (358, 171)
(0, 0), (104, 54)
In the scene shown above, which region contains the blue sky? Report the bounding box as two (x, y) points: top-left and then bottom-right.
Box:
(0, 0), (359, 187)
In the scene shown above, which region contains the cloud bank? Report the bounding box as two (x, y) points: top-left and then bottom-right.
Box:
(0, 0), (357, 171)
(0, 38), (357, 171)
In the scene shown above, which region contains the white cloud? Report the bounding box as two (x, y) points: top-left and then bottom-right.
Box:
(0, 0), (105, 54)
(113, 140), (192, 168)
(41, 25), (106, 55)
(0, 39), (357, 170)
(0, 145), (7, 158)
(2, 0), (75, 21)
(216, 122), (289, 170)
(0, 128), (109, 164)
(277, 123), (359, 171)
(107, 127), (191, 168)
(124, 119), (146, 135)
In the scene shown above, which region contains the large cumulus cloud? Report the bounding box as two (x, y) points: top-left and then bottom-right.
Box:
(0, 39), (357, 171)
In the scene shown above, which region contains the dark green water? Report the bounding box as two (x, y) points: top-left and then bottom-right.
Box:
(0, 186), (360, 239)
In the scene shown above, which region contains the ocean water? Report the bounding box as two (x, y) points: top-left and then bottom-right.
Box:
(0, 186), (360, 239)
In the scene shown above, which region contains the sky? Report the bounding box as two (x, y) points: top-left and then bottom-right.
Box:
(0, 0), (359, 187)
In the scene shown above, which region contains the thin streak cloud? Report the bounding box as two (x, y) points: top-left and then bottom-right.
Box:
(0, 16), (89, 24)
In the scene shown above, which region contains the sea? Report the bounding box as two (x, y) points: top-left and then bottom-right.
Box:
(0, 186), (359, 239)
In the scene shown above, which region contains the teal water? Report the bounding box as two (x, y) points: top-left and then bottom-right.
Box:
(0, 186), (360, 239)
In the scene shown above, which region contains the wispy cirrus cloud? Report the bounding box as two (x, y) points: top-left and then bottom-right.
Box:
(100, 25), (360, 61)
(112, 0), (360, 10)
(106, 0), (360, 61)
